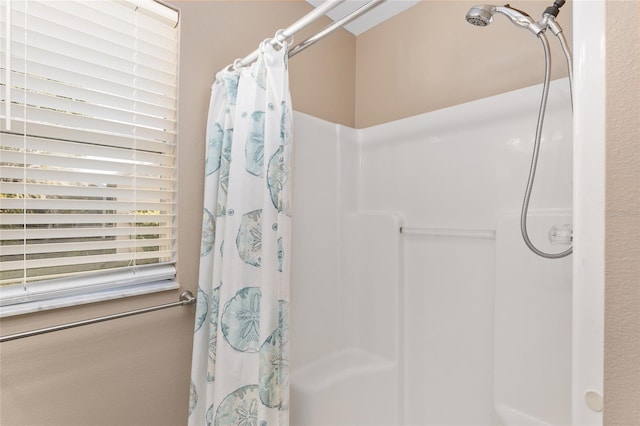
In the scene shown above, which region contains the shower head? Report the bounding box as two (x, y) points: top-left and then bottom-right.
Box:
(466, 4), (536, 31)
(465, 5), (494, 26)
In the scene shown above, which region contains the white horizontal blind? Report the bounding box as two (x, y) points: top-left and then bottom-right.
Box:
(0, 0), (179, 309)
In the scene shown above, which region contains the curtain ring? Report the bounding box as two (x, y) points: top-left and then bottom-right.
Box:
(259, 37), (273, 53)
(232, 58), (244, 71)
(274, 29), (293, 48)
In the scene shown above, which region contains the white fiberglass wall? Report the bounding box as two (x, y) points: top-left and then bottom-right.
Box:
(290, 79), (573, 425)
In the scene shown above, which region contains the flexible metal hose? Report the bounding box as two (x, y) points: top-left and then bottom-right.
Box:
(557, 30), (573, 109)
(519, 32), (573, 258)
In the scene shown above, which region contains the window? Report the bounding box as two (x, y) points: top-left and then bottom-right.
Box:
(0, 0), (179, 316)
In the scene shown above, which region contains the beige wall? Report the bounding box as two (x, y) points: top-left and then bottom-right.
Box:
(604, 1), (640, 424)
(2, 1), (638, 425)
(355, 0), (572, 128)
(173, 1), (356, 128)
(0, 2), (354, 425)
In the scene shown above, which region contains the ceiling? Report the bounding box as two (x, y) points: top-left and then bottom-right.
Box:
(305, 0), (421, 36)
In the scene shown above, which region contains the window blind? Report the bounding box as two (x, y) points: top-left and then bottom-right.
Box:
(0, 0), (179, 313)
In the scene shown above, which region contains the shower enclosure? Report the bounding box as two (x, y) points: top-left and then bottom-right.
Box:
(289, 79), (573, 425)
(284, 0), (605, 424)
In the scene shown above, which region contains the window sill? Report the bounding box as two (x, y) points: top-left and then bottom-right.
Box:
(0, 280), (179, 318)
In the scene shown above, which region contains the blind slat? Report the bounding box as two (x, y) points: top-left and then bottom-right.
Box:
(6, 42), (175, 95)
(4, 105), (175, 143)
(1, 57), (177, 108)
(0, 166), (175, 190)
(3, 86), (176, 132)
(1, 133), (175, 167)
(11, 8), (177, 71)
(0, 122), (176, 153)
(17, 1), (177, 50)
(1, 238), (173, 256)
(0, 182), (173, 201)
(0, 198), (173, 212)
(0, 213), (173, 225)
(55, 1), (178, 41)
(2, 71), (176, 121)
(1, 150), (175, 178)
(1, 226), (173, 241)
(2, 250), (173, 273)
(7, 32), (176, 86)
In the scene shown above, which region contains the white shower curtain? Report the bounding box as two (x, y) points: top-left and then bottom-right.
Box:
(189, 41), (292, 426)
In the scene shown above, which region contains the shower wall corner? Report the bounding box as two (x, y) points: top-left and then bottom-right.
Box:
(290, 112), (402, 426)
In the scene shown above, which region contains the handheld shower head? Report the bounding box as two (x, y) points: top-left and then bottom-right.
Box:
(466, 4), (536, 32)
(466, 5), (495, 26)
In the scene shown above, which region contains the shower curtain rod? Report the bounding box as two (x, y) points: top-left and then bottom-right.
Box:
(0, 291), (195, 343)
(229, 0), (387, 69)
(231, 0), (346, 69)
(289, 0), (387, 57)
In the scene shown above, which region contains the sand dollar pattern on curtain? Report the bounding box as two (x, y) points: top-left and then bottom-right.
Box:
(189, 42), (292, 426)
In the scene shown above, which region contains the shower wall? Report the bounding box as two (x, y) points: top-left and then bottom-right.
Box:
(291, 79), (573, 425)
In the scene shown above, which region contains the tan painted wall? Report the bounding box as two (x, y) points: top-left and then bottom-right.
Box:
(172, 0), (355, 128)
(2, 1), (638, 424)
(355, 0), (573, 128)
(604, 1), (640, 424)
(0, 2), (354, 425)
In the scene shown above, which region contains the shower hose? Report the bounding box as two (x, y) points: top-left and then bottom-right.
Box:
(520, 30), (573, 259)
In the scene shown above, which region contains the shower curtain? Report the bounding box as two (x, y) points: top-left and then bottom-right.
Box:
(189, 41), (292, 426)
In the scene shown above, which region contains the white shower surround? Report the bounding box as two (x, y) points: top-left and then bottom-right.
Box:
(571, 0), (606, 424)
(290, 79), (576, 425)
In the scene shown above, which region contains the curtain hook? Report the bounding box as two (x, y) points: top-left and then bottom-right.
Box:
(259, 37), (273, 53)
(274, 29), (293, 48)
(231, 58), (244, 71)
